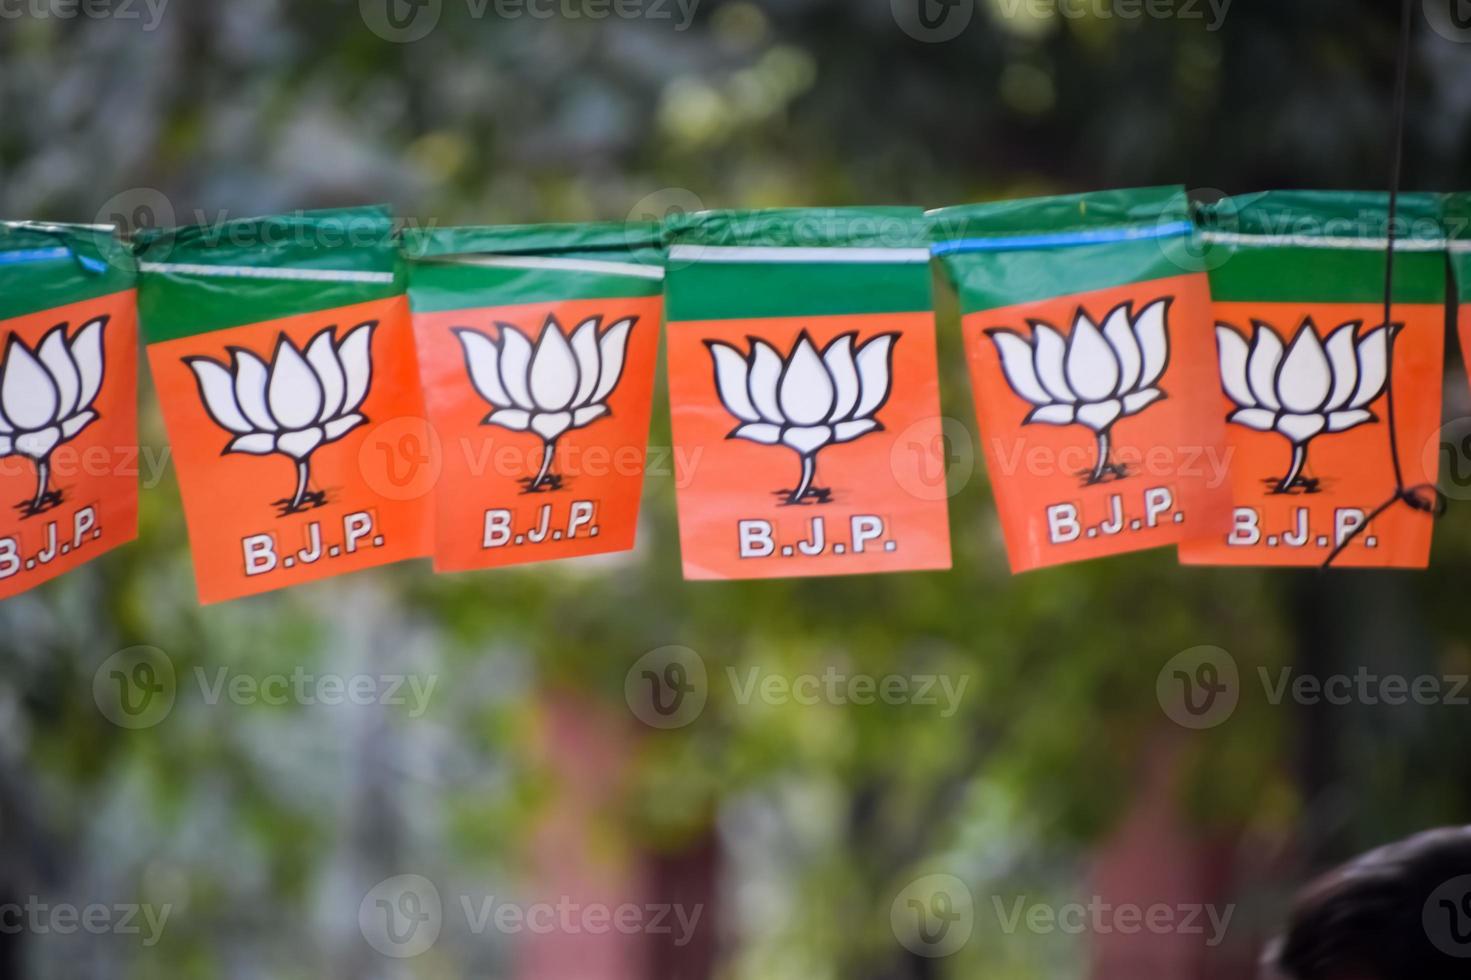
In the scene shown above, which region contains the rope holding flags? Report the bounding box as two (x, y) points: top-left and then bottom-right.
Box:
(0, 185), (1470, 603)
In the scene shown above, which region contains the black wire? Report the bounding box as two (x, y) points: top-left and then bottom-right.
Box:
(1322, 0), (1442, 568)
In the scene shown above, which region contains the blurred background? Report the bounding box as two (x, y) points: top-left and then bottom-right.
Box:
(3, 0), (1471, 977)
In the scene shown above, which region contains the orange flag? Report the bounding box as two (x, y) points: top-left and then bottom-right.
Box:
(137, 207), (432, 603)
(0, 225), (138, 598)
(931, 188), (1230, 572)
(403, 224), (663, 571)
(664, 208), (952, 580)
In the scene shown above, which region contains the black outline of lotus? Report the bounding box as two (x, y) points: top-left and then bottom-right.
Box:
(706, 330), (898, 506)
(454, 314), (634, 494)
(987, 299), (1171, 486)
(185, 322), (376, 515)
(1215, 317), (1392, 494)
(0, 317), (108, 518)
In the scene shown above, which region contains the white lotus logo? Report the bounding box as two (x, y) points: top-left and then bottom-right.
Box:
(455, 314), (634, 493)
(1216, 318), (1391, 494)
(0, 318), (107, 517)
(708, 331), (897, 505)
(186, 322), (375, 515)
(988, 299), (1170, 485)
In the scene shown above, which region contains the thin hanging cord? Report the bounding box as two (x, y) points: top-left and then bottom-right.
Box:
(1323, 0), (1443, 568)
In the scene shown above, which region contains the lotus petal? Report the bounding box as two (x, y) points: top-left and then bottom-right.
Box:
(1133, 299), (1170, 388)
(487, 408), (531, 431)
(15, 426), (61, 459)
(227, 432), (276, 455)
(499, 327), (535, 409)
(748, 341), (784, 422)
(60, 410), (96, 440)
(1321, 321), (1360, 411)
(569, 318), (602, 407)
(268, 339), (324, 430)
(1076, 399), (1122, 431)
(530, 318), (578, 411)
(731, 422), (782, 444)
(1122, 387), (1164, 415)
(458, 329), (513, 408)
(823, 334), (861, 421)
(590, 317), (633, 404)
(337, 322), (375, 413)
(1276, 412), (1326, 443)
(778, 334), (835, 426)
(1327, 409), (1375, 432)
(187, 357), (252, 433)
(305, 327), (346, 422)
(1100, 304), (1141, 394)
(1032, 324), (1073, 403)
(573, 404), (608, 427)
(1228, 408), (1277, 431)
(1025, 404), (1075, 425)
(1246, 323), (1284, 410)
(324, 412), (366, 441)
(70, 317), (106, 409)
(833, 419), (879, 442)
(851, 333), (896, 419)
(2, 337), (58, 430)
(989, 330), (1049, 405)
(1215, 326), (1254, 409)
(1349, 325), (1391, 408)
(530, 411), (572, 441)
(276, 427), (325, 459)
(232, 349), (277, 431)
(781, 424), (833, 455)
(1065, 314), (1120, 401)
(1277, 325), (1332, 413)
(37, 325), (80, 419)
(709, 342), (759, 422)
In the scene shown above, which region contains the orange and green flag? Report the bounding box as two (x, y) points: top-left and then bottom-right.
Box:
(1178, 191), (1445, 568)
(930, 187), (1230, 572)
(403, 223), (663, 572)
(0, 222), (138, 599)
(663, 207), (952, 580)
(136, 206), (432, 603)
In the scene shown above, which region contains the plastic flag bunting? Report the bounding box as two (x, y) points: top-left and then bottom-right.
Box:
(663, 207), (952, 580)
(136, 206), (432, 603)
(0, 222), (138, 598)
(403, 223), (664, 571)
(930, 187), (1230, 572)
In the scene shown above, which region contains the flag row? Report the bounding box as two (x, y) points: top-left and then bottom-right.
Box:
(2, 186), (1469, 603)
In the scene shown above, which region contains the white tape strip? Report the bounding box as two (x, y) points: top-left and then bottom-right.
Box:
(430, 254), (665, 280)
(666, 245), (932, 264)
(138, 262), (395, 284)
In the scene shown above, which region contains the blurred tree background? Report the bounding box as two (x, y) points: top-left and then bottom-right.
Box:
(2, 1), (1471, 977)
